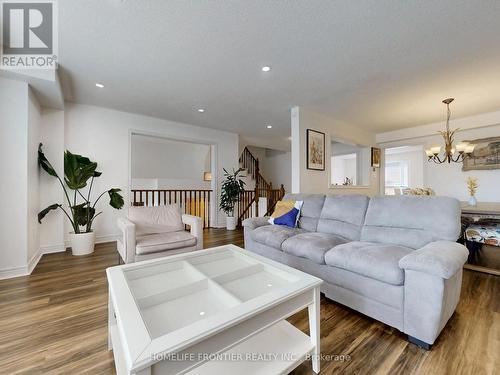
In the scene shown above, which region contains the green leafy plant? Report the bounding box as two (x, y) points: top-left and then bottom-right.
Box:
(38, 143), (124, 234)
(219, 168), (246, 217)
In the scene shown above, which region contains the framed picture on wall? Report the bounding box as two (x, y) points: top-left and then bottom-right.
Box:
(306, 129), (325, 170)
(371, 147), (381, 168)
(462, 137), (500, 171)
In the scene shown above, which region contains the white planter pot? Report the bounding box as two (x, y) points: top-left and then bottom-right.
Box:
(69, 231), (96, 256)
(226, 216), (237, 231)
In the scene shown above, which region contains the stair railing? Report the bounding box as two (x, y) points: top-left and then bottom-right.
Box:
(237, 147), (286, 226)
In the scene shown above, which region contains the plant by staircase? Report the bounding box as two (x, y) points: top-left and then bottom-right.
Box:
(219, 168), (246, 217)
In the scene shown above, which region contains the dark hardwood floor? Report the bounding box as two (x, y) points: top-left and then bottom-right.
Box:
(0, 228), (498, 374)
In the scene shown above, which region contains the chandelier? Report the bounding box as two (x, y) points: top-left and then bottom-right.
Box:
(425, 98), (475, 164)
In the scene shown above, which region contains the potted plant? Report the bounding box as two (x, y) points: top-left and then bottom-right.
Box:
(38, 144), (124, 255)
(219, 168), (245, 230)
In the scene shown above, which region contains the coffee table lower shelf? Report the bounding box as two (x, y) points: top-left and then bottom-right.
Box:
(187, 320), (314, 375)
(110, 320), (314, 375)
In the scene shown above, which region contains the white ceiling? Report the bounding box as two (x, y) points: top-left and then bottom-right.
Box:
(59, 1), (500, 143)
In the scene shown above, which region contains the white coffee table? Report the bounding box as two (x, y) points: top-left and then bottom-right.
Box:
(107, 244), (323, 375)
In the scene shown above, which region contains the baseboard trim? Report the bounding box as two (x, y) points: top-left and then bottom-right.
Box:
(41, 243), (66, 254)
(63, 234), (120, 248)
(0, 235), (121, 280)
(27, 250), (43, 274)
(96, 234), (119, 244)
(0, 249), (43, 280)
(0, 265), (28, 280)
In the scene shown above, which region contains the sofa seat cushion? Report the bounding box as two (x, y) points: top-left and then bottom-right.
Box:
(282, 232), (347, 264)
(250, 225), (304, 250)
(324, 241), (413, 285)
(136, 231), (196, 255)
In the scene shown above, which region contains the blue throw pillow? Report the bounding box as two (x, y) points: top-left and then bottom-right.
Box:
(268, 200), (303, 228)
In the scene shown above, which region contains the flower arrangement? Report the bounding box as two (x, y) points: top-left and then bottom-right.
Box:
(466, 177), (478, 197)
(466, 177), (478, 206)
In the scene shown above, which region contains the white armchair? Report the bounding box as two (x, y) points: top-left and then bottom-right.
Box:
(116, 205), (203, 263)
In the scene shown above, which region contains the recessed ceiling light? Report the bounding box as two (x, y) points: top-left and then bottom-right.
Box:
(266, 125), (272, 129)
(197, 108), (205, 113)
(95, 83), (104, 88)
(261, 66), (271, 72)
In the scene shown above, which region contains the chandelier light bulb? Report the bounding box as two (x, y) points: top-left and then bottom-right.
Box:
(465, 144), (475, 154)
(431, 146), (441, 155)
(455, 143), (467, 153)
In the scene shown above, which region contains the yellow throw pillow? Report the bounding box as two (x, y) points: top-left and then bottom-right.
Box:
(268, 200), (303, 228)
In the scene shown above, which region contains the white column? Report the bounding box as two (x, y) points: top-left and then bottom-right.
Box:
(291, 106), (301, 193)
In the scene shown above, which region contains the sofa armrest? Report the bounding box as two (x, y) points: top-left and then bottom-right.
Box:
(399, 241), (468, 279)
(242, 216), (270, 230)
(182, 214), (203, 250)
(117, 216), (136, 263)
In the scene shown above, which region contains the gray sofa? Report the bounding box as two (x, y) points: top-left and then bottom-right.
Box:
(243, 194), (469, 349)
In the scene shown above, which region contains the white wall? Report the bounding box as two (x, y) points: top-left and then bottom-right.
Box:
(378, 111), (500, 202)
(64, 103), (239, 240)
(291, 107), (380, 196)
(39, 109), (65, 252)
(131, 134), (211, 190)
(246, 146), (291, 192)
(0, 79), (43, 277)
(27, 89), (42, 265)
(263, 149), (291, 192)
(0, 78), (29, 276)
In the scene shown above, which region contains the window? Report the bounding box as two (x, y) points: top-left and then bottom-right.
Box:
(385, 161), (409, 188)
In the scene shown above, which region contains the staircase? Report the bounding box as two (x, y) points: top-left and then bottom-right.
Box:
(237, 147), (285, 226)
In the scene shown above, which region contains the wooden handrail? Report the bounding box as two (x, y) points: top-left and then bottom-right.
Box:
(237, 147), (286, 226)
(239, 147), (272, 193)
(236, 185), (285, 227)
(265, 184), (286, 216)
(131, 189), (212, 228)
(237, 190), (257, 227)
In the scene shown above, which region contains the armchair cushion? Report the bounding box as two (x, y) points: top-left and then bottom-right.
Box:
(399, 241), (468, 279)
(128, 205), (183, 235)
(135, 231), (196, 255)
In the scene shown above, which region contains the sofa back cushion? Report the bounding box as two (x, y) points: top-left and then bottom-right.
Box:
(283, 193), (325, 231)
(316, 195), (369, 240)
(361, 196), (461, 249)
(128, 204), (184, 235)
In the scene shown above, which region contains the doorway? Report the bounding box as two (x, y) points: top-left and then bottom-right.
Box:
(129, 133), (216, 227)
(384, 145), (424, 195)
